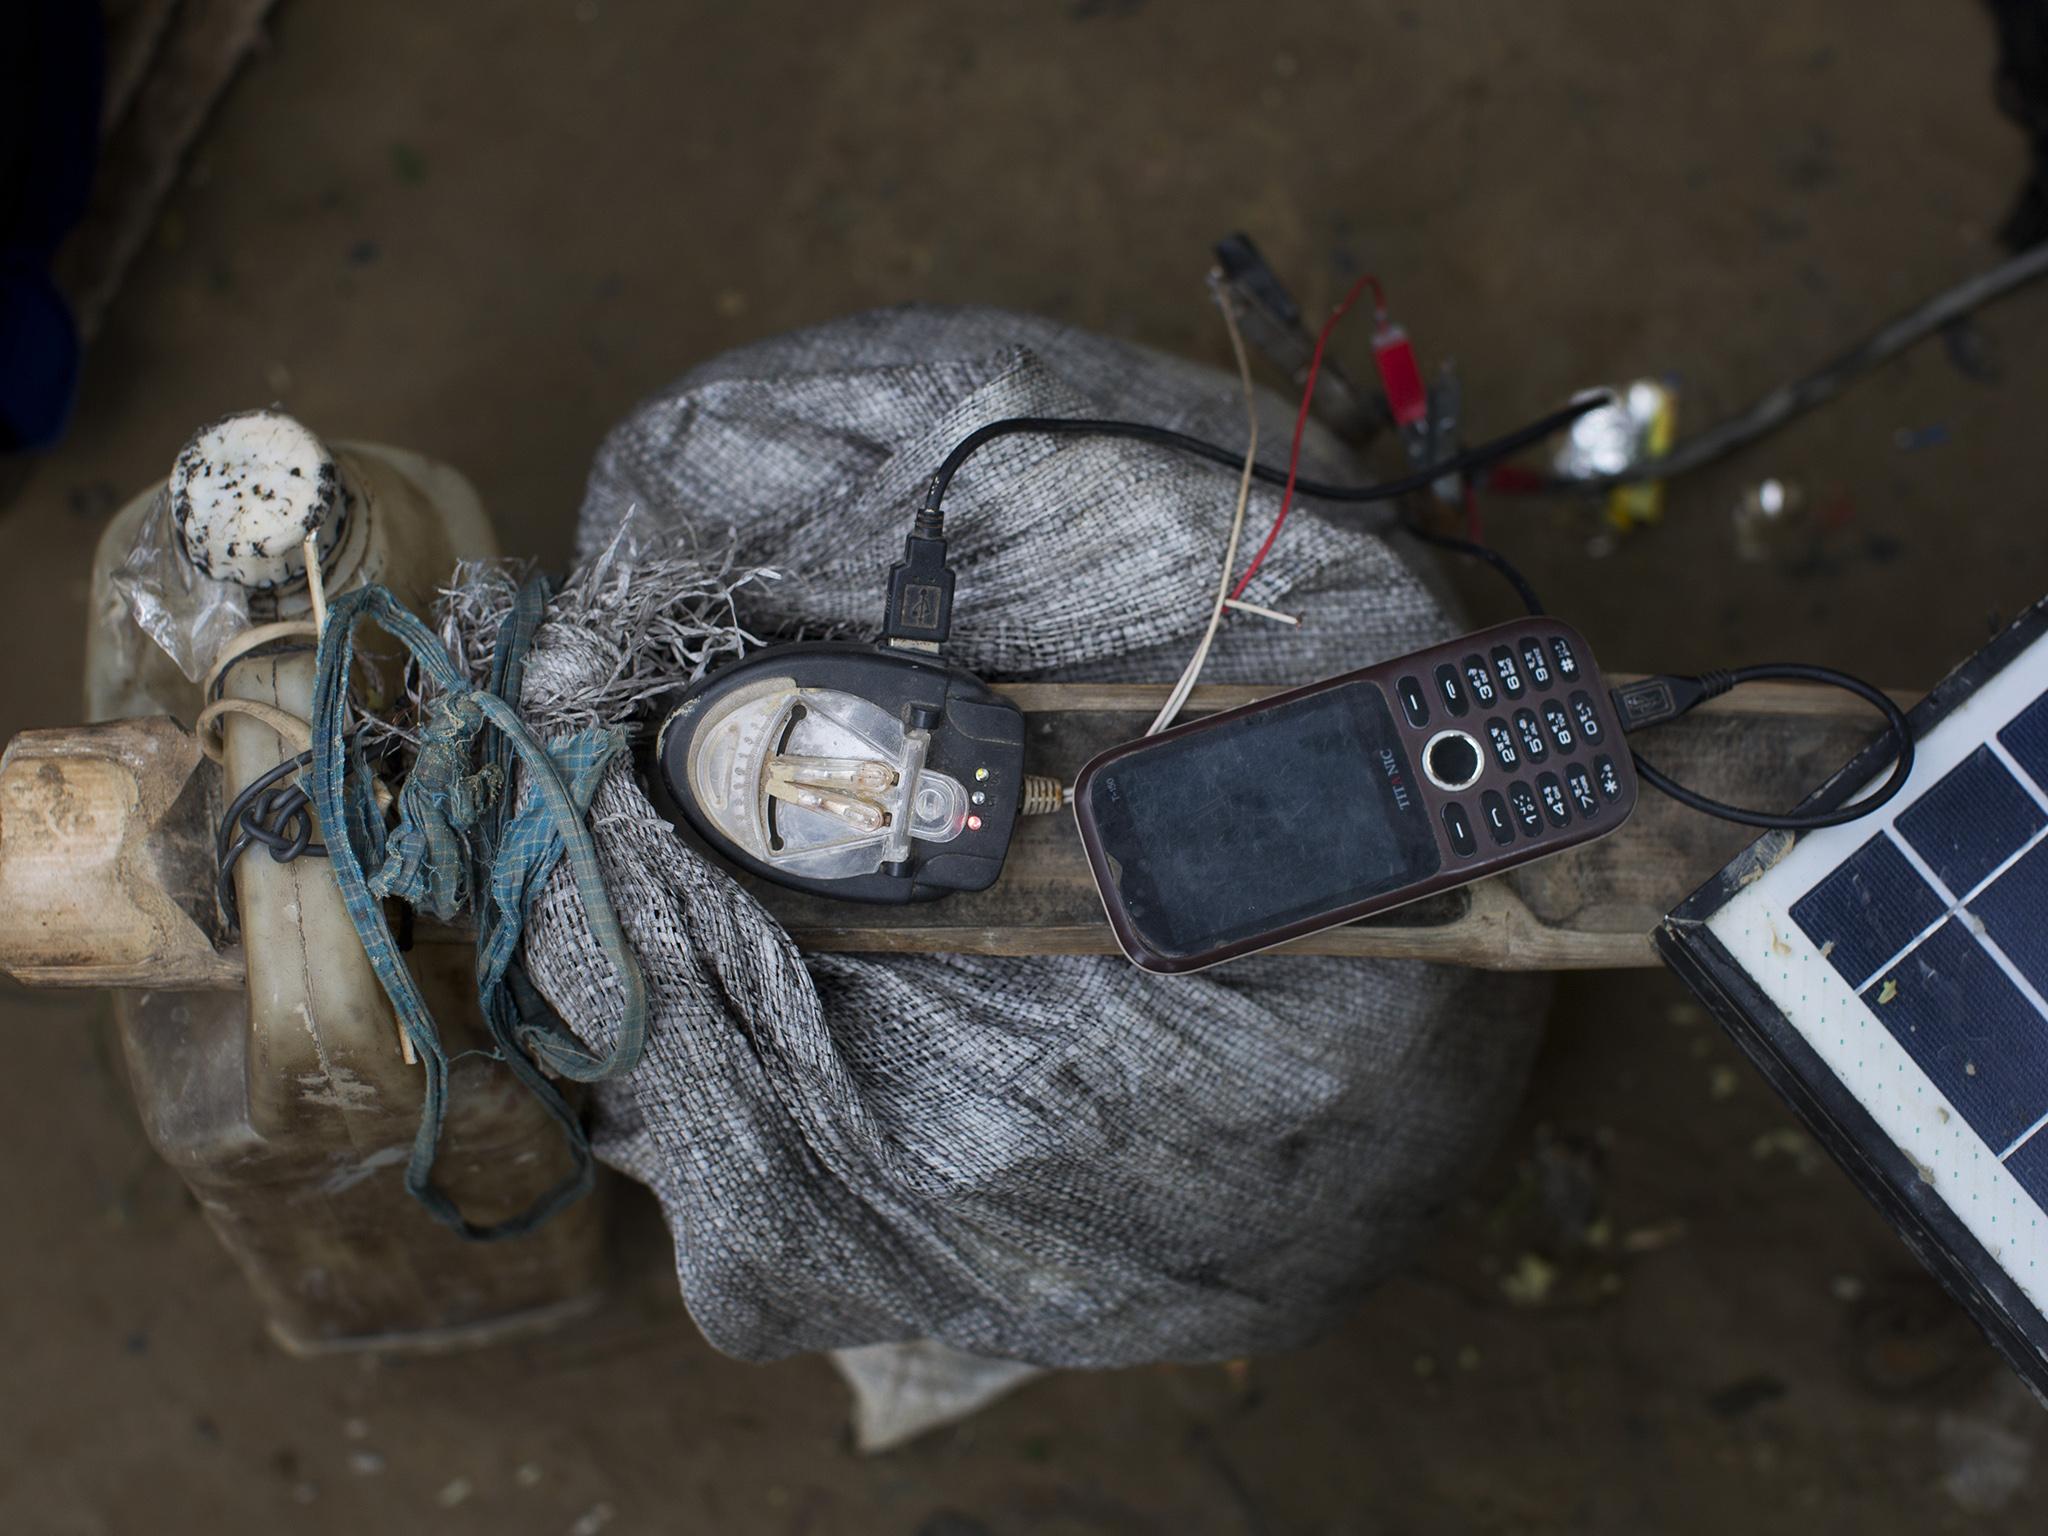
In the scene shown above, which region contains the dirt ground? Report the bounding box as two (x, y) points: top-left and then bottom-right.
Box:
(6, 2), (2048, 1531)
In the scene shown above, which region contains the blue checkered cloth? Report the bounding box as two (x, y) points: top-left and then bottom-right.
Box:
(310, 579), (646, 1241)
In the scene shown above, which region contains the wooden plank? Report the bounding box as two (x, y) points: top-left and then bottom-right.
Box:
(990, 676), (1902, 721)
(0, 677), (1907, 985)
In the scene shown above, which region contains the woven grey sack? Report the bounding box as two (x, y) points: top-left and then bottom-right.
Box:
(464, 305), (1548, 1371)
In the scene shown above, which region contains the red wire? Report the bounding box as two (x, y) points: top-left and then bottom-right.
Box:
(1228, 271), (1383, 602)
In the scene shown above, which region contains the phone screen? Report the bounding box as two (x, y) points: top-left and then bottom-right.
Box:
(1081, 681), (1441, 961)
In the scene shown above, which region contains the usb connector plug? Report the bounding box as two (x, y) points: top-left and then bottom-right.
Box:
(1609, 670), (1736, 733)
(881, 532), (955, 652)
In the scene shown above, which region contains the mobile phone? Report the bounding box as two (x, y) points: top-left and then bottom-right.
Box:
(1072, 618), (1638, 973)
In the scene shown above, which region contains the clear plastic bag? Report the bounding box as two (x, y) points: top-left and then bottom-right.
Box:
(107, 487), (252, 682)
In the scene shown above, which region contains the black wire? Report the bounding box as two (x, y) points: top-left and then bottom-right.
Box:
(216, 748), (324, 931)
(1388, 507), (1914, 831)
(1628, 665), (1916, 831)
(915, 395), (1607, 535)
(215, 750), (323, 862)
(214, 727), (392, 931)
(1399, 505), (1548, 617)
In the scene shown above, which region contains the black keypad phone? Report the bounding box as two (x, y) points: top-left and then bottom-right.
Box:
(1072, 618), (1639, 973)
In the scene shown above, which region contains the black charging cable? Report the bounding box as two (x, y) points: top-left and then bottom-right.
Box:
(915, 397), (1608, 538)
(1394, 509), (1917, 831)
(884, 396), (1608, 650)
(1609, 668), (1915, 829)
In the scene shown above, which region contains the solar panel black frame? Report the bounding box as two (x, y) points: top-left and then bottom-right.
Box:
(1659, 594), (2048, 1400)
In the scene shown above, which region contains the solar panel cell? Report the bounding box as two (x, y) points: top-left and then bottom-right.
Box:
(1859, 918), (2048, 1152)
(1791, 834), (1949, 987)
(1968, 839), (2048, 999)
(1895, 746), (2046, 896)
(1998, 690), (2048, 790)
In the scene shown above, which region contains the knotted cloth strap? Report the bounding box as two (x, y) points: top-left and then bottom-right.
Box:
(310, 580), (647, 1240)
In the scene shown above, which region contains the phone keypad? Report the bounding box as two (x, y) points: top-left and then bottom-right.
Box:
(1385, 621), (1631, 870)
(1397, 674), (1430, 728)
(1595, 754), (1622, 801)
(1569, 691), (1602, 745)
(1541, 700), (1575, 752)
(1435, 663), (1469, 717)
(1480, 790), (1514, 845)
(1485, 718), (1519, 771)
(1462, 655), (1498, 709)
(1566, 762), (1599, 817)
(1507, 781), (1543, 837)
(1491, 646), (1524, 699)
(1368, 618), (1638, 884)
(1442, 801), (1477, 857)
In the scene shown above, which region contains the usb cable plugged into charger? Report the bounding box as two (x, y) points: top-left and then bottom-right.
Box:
(881, 526), (956, 653)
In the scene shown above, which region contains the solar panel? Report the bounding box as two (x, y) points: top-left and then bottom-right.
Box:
(1661, 596), (2048, 1397)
